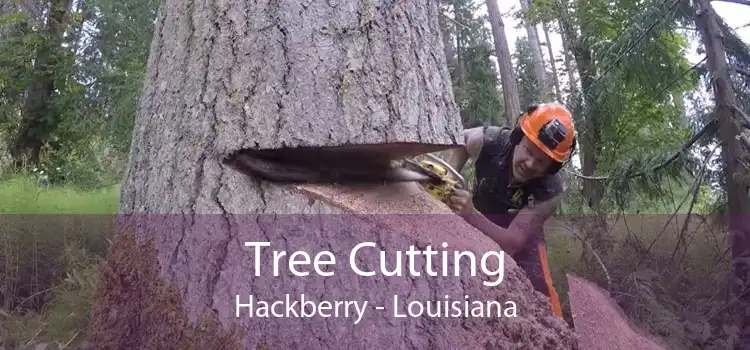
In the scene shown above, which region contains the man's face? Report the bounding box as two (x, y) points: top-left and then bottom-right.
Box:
(511, 136), (554, 182)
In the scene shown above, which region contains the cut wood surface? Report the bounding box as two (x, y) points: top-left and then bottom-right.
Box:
(567, 274), (669, 350)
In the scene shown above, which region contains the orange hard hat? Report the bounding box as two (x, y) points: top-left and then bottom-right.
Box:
(519, 103), (576, 163)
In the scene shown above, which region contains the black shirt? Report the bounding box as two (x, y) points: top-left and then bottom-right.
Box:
(471, 126), (563, 278)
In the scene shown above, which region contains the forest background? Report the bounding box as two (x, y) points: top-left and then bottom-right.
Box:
(1, 0), (749, 349)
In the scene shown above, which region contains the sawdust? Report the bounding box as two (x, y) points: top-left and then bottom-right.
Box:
(84, 230), (244, 350)
(292, 182), (578, 349)
(85, 180), (578, 349)
(293, 182), (453, 214)
(292, 182), (507, 254)
(567, 274), (669, 350)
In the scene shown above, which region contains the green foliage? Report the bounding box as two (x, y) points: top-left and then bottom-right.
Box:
(0, 15), (39, 133)
(521, 0), (560, 25)
(513, 37), (542, 108)
(0, 0), (158, 188)
(84, 0), (160, 154)
(558, 0), (700, 212)
(445, 0), (504, 127)
(455, 44), (505, 127)
(524, 0), (739, 343)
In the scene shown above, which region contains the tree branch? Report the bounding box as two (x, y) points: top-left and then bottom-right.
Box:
(561, 222), (612, 290)
(730, 105), (750, 150)
(440, 11), (471, 30)
(740, 133), (750, 150)
(733, 105), (750, 128)
(731, 66), (750, 79)
(712, 0), (750, 5)
(565, 119), (718, 181)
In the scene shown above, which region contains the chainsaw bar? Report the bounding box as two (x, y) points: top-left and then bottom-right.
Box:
(224, 149), (437, 185)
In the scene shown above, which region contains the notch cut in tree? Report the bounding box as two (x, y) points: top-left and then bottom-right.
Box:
(84, 0), (578, 348)
(115, 0), (469, 214)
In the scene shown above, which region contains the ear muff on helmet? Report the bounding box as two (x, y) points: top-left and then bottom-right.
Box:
(546, 135), (576, 174)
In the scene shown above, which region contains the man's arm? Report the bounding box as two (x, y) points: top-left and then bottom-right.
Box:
(460, 195), (561, 255)
(446, 127), (484, 174)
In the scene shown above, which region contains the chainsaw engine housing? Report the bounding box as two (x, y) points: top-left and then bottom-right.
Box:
(415, 159), (460, 202)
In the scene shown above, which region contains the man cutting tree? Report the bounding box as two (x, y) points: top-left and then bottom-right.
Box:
(444, 103), (577, 318)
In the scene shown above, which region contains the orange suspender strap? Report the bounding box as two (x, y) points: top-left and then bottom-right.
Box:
(537, 243), (563, 318)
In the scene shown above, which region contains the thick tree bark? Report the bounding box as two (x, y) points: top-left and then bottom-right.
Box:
(85, 1), (576, 348)
(117, 0), (467, 214)
(485, 0), (521, 125)
(519, 0), (550, 101)
(695, 1), (750, 347)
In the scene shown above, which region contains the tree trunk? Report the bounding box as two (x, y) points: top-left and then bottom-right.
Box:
(542, 23), (563, 103)
(84, 1), (576, 348)
(438, 1), (456, 74)
(453, 0), (466, 86)
(485, 0), (521, 125)
(10, 0), (71, 167)
(575, 49), (610, 254)
(0, 2), (12, 39)
(556, 3), (602, 214)
(519, 0), (550, 101)
(695, 1), (750, 347)
(673, 92), (687, 125)
(555, 1), (611, 262)
(559, 23), (578, 102)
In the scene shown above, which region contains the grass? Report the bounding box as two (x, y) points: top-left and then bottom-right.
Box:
(0, 176), (119, 349)
(0, 176), (120, 214)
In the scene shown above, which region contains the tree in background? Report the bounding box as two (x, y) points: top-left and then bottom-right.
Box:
(517, 0), (552, 101)
(693, 0), (750, 345)
(484, 0), (521, 125)
(0, 0), (159, 187)
(513, 37), (542, 108)
(442, 0), (504, 127)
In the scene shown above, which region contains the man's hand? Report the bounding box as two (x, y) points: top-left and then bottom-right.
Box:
(446, 185), (475, 216)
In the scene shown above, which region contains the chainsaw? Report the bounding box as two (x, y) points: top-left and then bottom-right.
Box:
(399, 154), (466, 202)
(223, 147), (466, 203)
